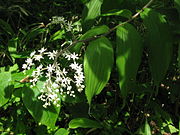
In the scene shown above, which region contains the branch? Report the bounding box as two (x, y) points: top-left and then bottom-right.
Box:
(53, 0), (154, 64)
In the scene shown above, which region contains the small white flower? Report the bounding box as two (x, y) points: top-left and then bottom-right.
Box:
(22, 64), (27, 69)
(34, 55), (43, 61)
(38, 47), (47, 54)
(47, 64), (54, 73)
(62, 68), (68, 75)
(69, 62), (79, 70)
(37, 64), (43, 70)
(71, 52), (79, 60)
(30, 51), (36, 57)
(26, 58), (33, 65)
(52, 83), (59, 89)
(47, 50), (58, 60)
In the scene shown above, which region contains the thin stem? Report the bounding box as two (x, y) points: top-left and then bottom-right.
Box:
(53, 0), (154, 63)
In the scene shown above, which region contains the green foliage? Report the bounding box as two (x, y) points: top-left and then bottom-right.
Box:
(54, 128), (69, 135)
(22, 81), (60, 128)
(82, 0), (103, 31)
(84, 37), (114, 104)
(0, 0), (180, 134)
(69, 118), (102, 128)
(71, 25), (109, 53)
(116, 23), (143, 99)
(0, 72), (13, 107)
(140, 8), (173, 86)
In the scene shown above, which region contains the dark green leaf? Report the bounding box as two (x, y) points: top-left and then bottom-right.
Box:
(101, 0), (124, 13)
(0, 19), (14, 36)
(69, 118), (102, 129)
(175, 0), (180, 19)
(84, 37), (114, 104)
(116, 23), (143, 98)
(140, 8), (172, 86)
(22, 81), (60, 128)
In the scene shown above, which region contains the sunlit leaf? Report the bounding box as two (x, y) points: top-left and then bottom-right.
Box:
(0, 72), (13, 107)
(54, 128), (69, 135)
(71, 25), (109, 53)
(49, 29), (65, 42)
(116, 23), (143, 98)
(101, 9), (132, 19)
(82, 0), (103, 31)
(140, 8), (172, 86)
(84, 37), (114, 104)
(137, 119), (152, 135)
(69, 118), (102, 129)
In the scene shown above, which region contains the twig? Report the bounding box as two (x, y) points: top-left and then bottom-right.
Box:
(53, 0), (154, 64)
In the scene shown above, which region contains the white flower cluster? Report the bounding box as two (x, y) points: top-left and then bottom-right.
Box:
(48, 16), (81, 32)
(22, 47), (85, 108)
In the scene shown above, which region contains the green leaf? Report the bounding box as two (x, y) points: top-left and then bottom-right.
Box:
(24, 27), (46, 44)
(69, 118), (102, 129)
(101, 9), (132, 19)
(137, 119), (152, 135)
(140, 8), (172, 86)
(8, 37), (19, 62)
(168, 124), (179, 133)
(50, 29), (65, 42)
(82, 0), (103, 31)
(144, 120), (152, 135)
(0, 19), (14, 36)
(22, 81), (60, 128)
(54, 128), (69, 135)
(0, 72), (13, 107)
(71, 25), (109, 53)
(84, 37), (114, 104)
(116, 23), (143, 98)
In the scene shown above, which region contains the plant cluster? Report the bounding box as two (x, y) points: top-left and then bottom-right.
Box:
(0, 0), (180, 135)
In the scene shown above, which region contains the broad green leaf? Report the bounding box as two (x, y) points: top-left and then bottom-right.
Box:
(84, 37), (114, 104)
(140, 8), (172, 86)
(22, 81), (60, 128)
(0, 72), (13, 107)
(101, 9), (132, 19)
(82, 0), (103, 31)
(54, 128), (69, 135)
(116, 23), (143, 98)
(0, 19), (14, 36)
(71, 25), (109, 53)
(69, 118), (102, 129)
